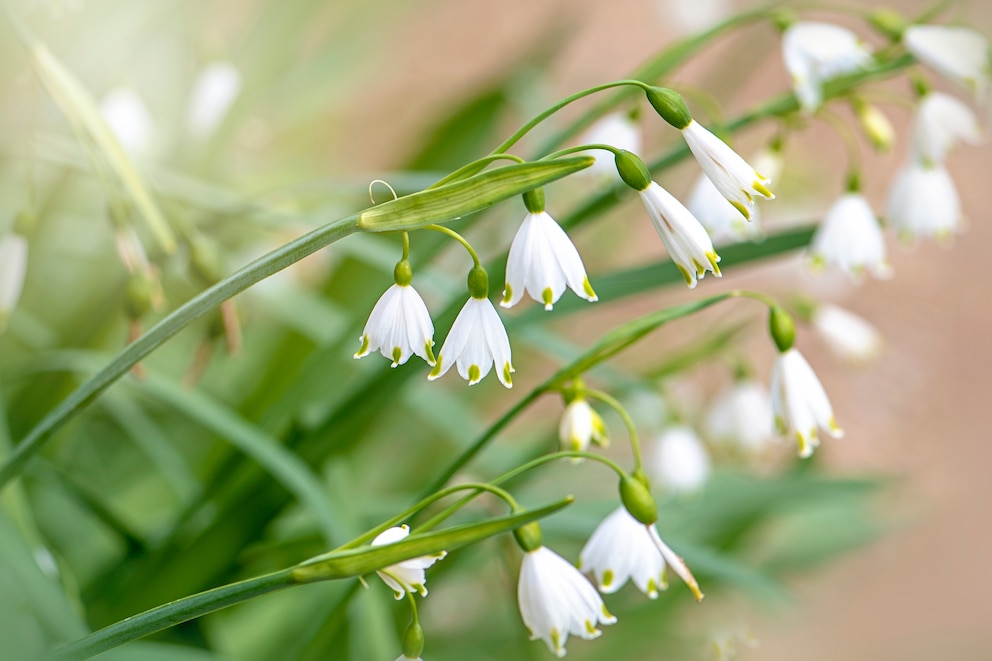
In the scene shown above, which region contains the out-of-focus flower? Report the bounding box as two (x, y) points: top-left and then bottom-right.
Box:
(355, 283), (435, 367)
(812, 303), (883, 365)
(886, 161), (962, 243)
(770, 348), (843, 458)
(518, 545), (616, 658)
(903, 25), (991, 100)
(186, 61), (243, 138)
(429, 296), (513, 388)
(0, 231), (28, 332)
(782, 21), (873, 113)
(648, 425), (711, 494)
(579, 506), (666, 598)
(99, 87), (155, 156)
(659, 0), (731, 34)
(371, 525), (446, 599)
(681, 121), (774, 220)
(502, 211), (596, 310)
(687, 171), (763, 244)
(580, 112), (641, 179)
(913, 91), (984, 164)
(808, 192), (891, 279)
(638, 182), (722, 288)
(559, 397), (608, 454)
(706, 380), (776, 452)
(855, 101), (896, 152)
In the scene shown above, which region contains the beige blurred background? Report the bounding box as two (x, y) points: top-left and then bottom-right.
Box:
(324, 0), (992, 659)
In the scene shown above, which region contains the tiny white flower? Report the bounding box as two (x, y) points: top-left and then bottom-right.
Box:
(580, 112), (642, 179)
(706, 380), (776, 452)
(648, 426), (711, 495)
(186, 61), (243, 138)
(808, 192), (891, 279)
(0, 231), (28, 331)
(770, 348), (843, 458)
(371, 525), (446, 599)
(99, 87), (155, 156)
(903, 25), (991, 100)
(355, 283), (435, 367)
(579, 507), (666, 598)
(886, 160), (962, 242)
(681, 121), (774, 220)
(558, 398), (608, 455)
(502, 211), (597, 310)
(813, 303), (883, 365)
(687, 171), (763, 244)
(781, 21), (873, 113)
(428, 297), (514, 388)
(913, 92), (984, 164)
(638, 181), (721, 288)
(517, 545), (616, 658)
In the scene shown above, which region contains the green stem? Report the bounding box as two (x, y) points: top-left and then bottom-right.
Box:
(577, 388), (643, 472)
(541, 143), (623, 161)
(729, 288), (779, 309)
(428, 153), (526, 189)
(0, 213), (361, 493)
(423, 224), (481, 266)
(401, 231), (410, 261)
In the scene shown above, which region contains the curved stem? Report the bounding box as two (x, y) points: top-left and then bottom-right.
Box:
(405, 587), (420, 626)
(729, 288), (779, 309)
(423, 224), (481, 266)
(576, 388), (644, 472)
(541, 143), (623, 161)
(493, 450), (628, 487)
(428, 153), (526, 189)
(401, 231), (410, 261)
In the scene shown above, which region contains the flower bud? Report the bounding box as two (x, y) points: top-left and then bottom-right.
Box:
(614, 149), (652, 191)
(619, 473), (657, 525)
(513, 521), (543, 552)
(402, 621), (425, 660)
(125, 271), (158, 320)
(768, 305), (796, 353)
(522, 187), (545, 213)
(854, 100), (895, 152)
(645, 87), (692, 130)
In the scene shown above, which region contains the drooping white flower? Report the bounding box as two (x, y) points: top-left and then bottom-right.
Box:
(0, 231), (28, 331)
(770, 348), (843, 458)
(186, 61), (243, 138)
(681, 121), (774, 220)
(808, 192), (891, 279)
(638, 182), (721, 288)
(903, 25), (991, 100)
(559, 398), (608, 454)
(813, 303), (883, 365)
(355, 283), (435, 367)
(502, 211), (597, 310)
(518, 545), (616, 658)
(580, 112), (642, 179)
(648, 426), (711, 495)
(687, 170), (763, 244)
(371, 525), (446, 599)
(782, 21), (873, 113)
(706, 380), (776, 452)
(100, 87), (155, 156)
(428, 297), (513, 388)
(886, 160), (962, 242)
(912, 92), (984, 164)
(579, 507), (666, 598)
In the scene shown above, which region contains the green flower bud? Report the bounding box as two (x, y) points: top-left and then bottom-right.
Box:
(124, 271), (157, 320)
(190, 239), (223, 285)
(772, 9), (797, 32)
(769, 305), (796, 353)
(868, 8), (907, 41)
(614, 150), (652, 192)
(645, 87), (692, 130)
(523, 188), (545, 214)
(402, 621), (425, 660)
(619, 473), (657, 525)
(467, 265), (489, 300)
(513, 521), (543, 553)
(394, 259), (413, 287)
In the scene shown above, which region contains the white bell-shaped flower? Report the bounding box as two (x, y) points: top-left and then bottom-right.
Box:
(99, 87), (155, 156)
(186, 61), (243, 138)
(770, 348), (843, 458)
(371, 525), (446, 599)
(681, 121), (774, 220)
(0, 231), (28, 331)
(912, 91), (984, 164)
(808, 192), (891, 279)
(638, 182), (721, 288)
(706, 380), (776, 452)
(813, 303), (883, 365)
(558, 398), (608, 454)
(502, 211), (596, 310)
(518, 545), (616, 658)
(781, 21), (873, 113)
(886, 160), (962, 242)
(687, 170), (763, 244)
(648, 425), (711, 495)
(355, 283), (435, 367)
(579, 507), (666, 598)
(429, 296), (514, 388)
(580, 112), (642, 179)
(903, 25), (991, 100)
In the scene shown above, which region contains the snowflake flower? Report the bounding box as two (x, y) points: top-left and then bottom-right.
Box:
(371, 525), (446, 599)
(903, 25), (991, 100)
(0, 231), (28, 331)
(579, 507), (666, 598)
(429, 296), (513, 388)
(813, 303), (883, 365)
(808, 192), (891, 279)
(886, 160), (962, 243)
(782, 21), (873, 113)
(638, 181), (721, 288)
(770, 348), (843, 458)
(912, 91), (984, 165)
(355, 283), (435, 367)
(687, 170), (763, 244)
(559, 398), (608, 454)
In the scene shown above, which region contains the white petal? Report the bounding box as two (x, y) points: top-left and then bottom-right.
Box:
(503, 212), (594, 310)
(356, 284), (434, 366)
(99, 87), (154, 155)
(648, 426), (711, 495)
(430, 297), (512, 388)
(809, 193), (889, 279)
(771, 348), (842, 457)
(706, 380), (775, 451)
(904, 25), (991, 100)
(579, 113), (642, 179)
(0, 232), (28, 327)
(187, 62), (243, 138)
(886, 161), (962, 241)
(371, 525), (445, 599)
(579, 507), (665, 598)
(782, 22), (873, 113)
(638, 182), (721, 288)
(913, 92), (984, 164)
(813, 304), (883, 365)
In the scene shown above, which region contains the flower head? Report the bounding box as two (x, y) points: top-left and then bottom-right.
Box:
(518, 545), (616, 657)
(903, 25), (991, 100)
(912, 91), (984, 165)
(355, 282), (435, 367)
(813, 303), (883, 365)
(579, 507), (666, 598)
(808, 192), (891, 279)
(770, 348), (843, 458)
(371, 525), (446, 599)
(638, 182), (721, 288)
(687, 171), (763, 244)
(580, 112), (641, 179)
(681, 121), (773, 220)
(886, 160), (962, 243)
(502, 211), (596, 310)
(559, 398), (608, 455)
(706, 380), (776, 452)
(428, 296), (513, 388)
(648, 426), (711, 495)
(0, 231), (28, 332)
(782, 21), (873, 113)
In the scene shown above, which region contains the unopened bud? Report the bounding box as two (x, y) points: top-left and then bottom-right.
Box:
(854, 100), (895, 152)
(619, 472), (657, 525)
